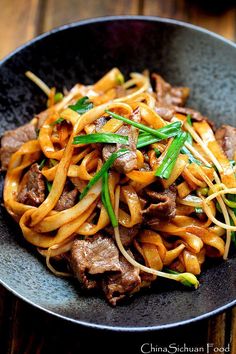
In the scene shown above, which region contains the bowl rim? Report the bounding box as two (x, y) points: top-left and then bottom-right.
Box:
(1, 14), (236, 65)
(0, 15), (236, 332)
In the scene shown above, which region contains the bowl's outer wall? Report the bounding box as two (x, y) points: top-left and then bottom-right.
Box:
(0, 18), (236, 330)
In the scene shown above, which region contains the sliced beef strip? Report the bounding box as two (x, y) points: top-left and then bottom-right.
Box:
(215, 125), (236, 160)
(174, 106), (215, 130)
(152, 74), (215, 127)
(155, 103), (175, 121)
(105, 224), (140, 247)
(102, 123), (137, 174)
(0, 123), (37, 170)
(17, 163), (45, 206)
(152, 73), (189, 107)
(102, 252), (141, 306)
(141, 187), (176, 223)
(70, 235), (121, 290)
(54, 183), (78, 211)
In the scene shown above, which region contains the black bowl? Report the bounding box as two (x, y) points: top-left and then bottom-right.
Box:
(0, 16), (236, 331)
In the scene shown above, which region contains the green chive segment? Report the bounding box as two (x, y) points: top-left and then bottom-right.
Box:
(102, 171), (118, 227)
(79, 149), (128, 200)
(69, 96), (93, 114)
(39, 159), (46, 170)
(50, 117), (65, 126)
(155, 131), (188, 179)
(73, 121), (182, 148)
(73, 133), (128, 145)
(105, 110), (175, 140)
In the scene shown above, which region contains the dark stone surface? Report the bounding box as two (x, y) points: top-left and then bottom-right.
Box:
(0, 16), (235, 331)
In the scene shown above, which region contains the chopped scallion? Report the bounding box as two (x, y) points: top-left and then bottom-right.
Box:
(46, 180), (52, 193)
(155, 132), (188, 179)
(73, 133), (128, 145)
(181, 146), (202, 165)
(154, 148), (161, 158)
(116, 73), (124, 85)
(73, 121), (182, 148)
(50, 117), (64, 126)
(195, 207), (203, 214)
(105, 110), (177, 140)
(39, 159), (46, 170)
(102, 171), (118, 227)
(69, 96), (93, 114)
(79, 149), (128, 200)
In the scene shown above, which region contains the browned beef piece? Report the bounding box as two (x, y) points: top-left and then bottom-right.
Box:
(17, 163), (45, 206)
(54, 184), (78, 211)
(174, 106), (204, 120)
(155, 103), (175, 121)
(0, 123), (37, 170)
(70, 177), (87, 193)
(215, 125), (236, 160)
(102, 252), (141, 306)
(95, 116), (107, 132)
(102, 123), (137, 174)
(152, 73), (189, 107)
(105, 224), (140, 247)
(141, 187), (176, 223)
(155, 103), (215, 127)
(70, 235), (121, 290)
(174, 106), (215, 130)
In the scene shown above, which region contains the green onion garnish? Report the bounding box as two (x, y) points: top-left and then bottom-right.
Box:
(137, 122), (182, 148)
(69, 96), (93, 114)
(38, 158), (46, 170)
(195, 207), (203, 214)
(54, 92), (64, 103)
(223, 194), (236, 209)
(73, 133), (128, 145)
(79, 149), (128, 200)
(49, 159), (58, 167)
(186, 114), (192, 126)
(105, 110), (174, 140)
(46, 180), (52, 193)
(181, 146), (202, 165)
(72, 121), (182, 148)
(115, 73), (125, 85)
(50, 117), (65, 126)
(155, 132), (188, 179)
(102, 171), (118, 227)
(154, 148), (161, 158)
(186, 115), (193, 145)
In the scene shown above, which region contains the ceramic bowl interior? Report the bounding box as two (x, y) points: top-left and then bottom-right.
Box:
(0, 16), (236, 331)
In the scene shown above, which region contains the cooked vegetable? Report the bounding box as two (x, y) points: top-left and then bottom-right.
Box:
(102, 171), (118, 227)
(73, 121), (182, 147)
(79, 149), (128, 200)
(54, 92), (64, 103)
(39, 159), (46, 170)
(69, 96), (93, 114)
(50, 117), (65, 126)
(105, 110), (178, 140)
(155, 132), (188, 179)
